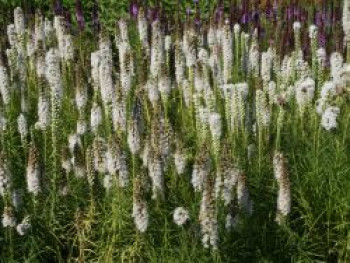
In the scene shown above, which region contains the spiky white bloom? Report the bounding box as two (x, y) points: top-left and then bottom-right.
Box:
(6, 48), (16, 73)
(77, 118), (87, 135)
(149, 155), (164, 200)
(255, 90), (271, 127)
(235, 82), (249, 99)
(90, 103), (102, 133)
(330, 52), (344, 84)
(12, 189), (23, 210)
(0, 112), (7, 132)
(173, 207), (190, 226)
(112, 101), (127, 132)
(320, 81), (337, 99)
(75, 86), (87, 111)
(191, 164), (209, 192)
(194, 72), (205, 93)
(25, 35), (34, 58)
(0, 155), (11, 197)
(249, 43), (260, 76)
(273, 151), (291, 224)
(61, 154), (72, 174)
(141, 142), (149, 168)
(295, 77), (315, 108)
(14, 7), (25, 36)
(2, 207), (16, 227)
(175, 45), (185, 85)
(119, 42), (133, 94)
(198, 48), (209, 65)
(16, 216), (31, 235)
(44, 18), (54, 41)
(34, 12), (44, 45)
(182, 79), (191, 107)
(35, 49), (46, 78)
(37, 95), (51, 130)
(267, 81), (277, 105)
(207, 25), (217, 48)
(165, 35), (172, 51)
(64, 34), (74, 61)
(118, 152), (129, 187)
(103, 174), (113, 190)
(209, 112), (222, 139)
(93, 137), (107, 174)
(26, 146), (41, 195)
(183, 27), (197, 68)
(225, 214), (238, 230)
(158, 75), (171, 96)
(7, 24), (17, 47)
(293, 21), (301, 31)
(68, 134), (82, 154)
(321, 107), (340, 131)
(281, 55), (293, 82)
(276, 182), (291, 224)
(132, 198), (148, 232)
(99, 48), (114, 103)
(344, 63), (350, 83)
(150, 20), (164, 77)
(237, 174), (253, 215)
(45, 49), (63, 101)
(233, 23), (241, 35)
(198, 106), (210, 125)
(147, 79), (160, 107)
(199, 183), (218, 249)
(54, 16), (66, 59)
(138, 9), (148, 45)
(222, 23), (233, 84)
(273, 151), (285, 181)
(317, 48), (327, 68)
(342, 0), (350, 41)
(17, 113), (28, 142)
(106, 149), (117, 176)
(0, 65), (10, 105)
(221, 168), (239, 206)
(127, 120), (141, 155)
(308, 25), (318, 39)
(316, 98), (328, 115)
(91, 51), (100, 91)
(118, 19), (129, 43)
(261, 51), (272, 83)
(174, 150), (187, 175)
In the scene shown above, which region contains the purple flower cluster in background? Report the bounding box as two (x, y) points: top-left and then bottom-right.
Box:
(50, 0), (345, 55)
(75, 0), (85, 31)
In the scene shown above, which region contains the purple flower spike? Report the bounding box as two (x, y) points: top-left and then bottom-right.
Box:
(130, 1), (139, 18)
(54, 0), (63, 16)
(186, 7), (191, 16)
(301, 10), (308, 22)
(75, 0), (85, 31)
(64, 9), (71, 29)
(195, 17), (201, 26)
(215, 7), (224, 23)
(92, 0), (100, 32)
(318, 30), (326, 48)
(152, 8), (159, 22)
(252, 11), (260, 24)
(241, 13), (250, 24)
(265, 0), (273, 19)
(273, 0), (278, 12)
(315, 11), (323, 27)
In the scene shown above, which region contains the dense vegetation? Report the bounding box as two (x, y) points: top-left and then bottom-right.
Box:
(0, 1), (349, 262)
